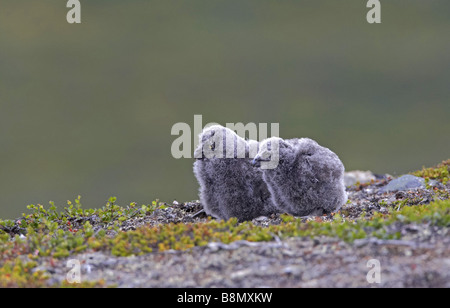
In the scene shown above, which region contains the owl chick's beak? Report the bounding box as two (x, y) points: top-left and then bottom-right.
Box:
(251, 156), (261, 167)
(252, 154), (271, 167)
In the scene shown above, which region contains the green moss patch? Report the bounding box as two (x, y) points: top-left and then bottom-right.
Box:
(412, 159), (450, 185)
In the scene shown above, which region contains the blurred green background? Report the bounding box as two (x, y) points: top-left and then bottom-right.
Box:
(1, 1), (449, 218)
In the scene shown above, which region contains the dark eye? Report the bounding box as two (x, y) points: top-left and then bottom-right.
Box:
(279, 141), (291, 149)
(209, 142), (215, 150)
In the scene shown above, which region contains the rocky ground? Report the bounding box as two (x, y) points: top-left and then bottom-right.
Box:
(43, 228), (449, 288)
(29, 172), (450, 288)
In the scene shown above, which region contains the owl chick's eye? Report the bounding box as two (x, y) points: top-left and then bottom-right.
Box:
(209, 143), (215, 150)
(279, 142), (290, 149)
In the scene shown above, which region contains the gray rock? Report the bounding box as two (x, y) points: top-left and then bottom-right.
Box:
(380, 174), (425, 193)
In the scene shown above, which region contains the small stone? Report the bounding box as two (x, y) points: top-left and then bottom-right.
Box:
(230, 269), (253, 280)
(283, 266), (303, 276)
(380, 175), (425, 193)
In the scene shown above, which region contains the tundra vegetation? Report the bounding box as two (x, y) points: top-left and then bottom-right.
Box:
(0, 160), (449, 287)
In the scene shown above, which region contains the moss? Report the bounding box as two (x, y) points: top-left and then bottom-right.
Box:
(57, 279), (109, 288)
(412, 159), (450, 185)
(0, 256), (108, 288)
(0, 258), (48, 288)
(388, 198), (450, 226)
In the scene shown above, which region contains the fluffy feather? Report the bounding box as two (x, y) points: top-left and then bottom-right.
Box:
(193, 125), (276, 221)
(254, 137), (347, 216)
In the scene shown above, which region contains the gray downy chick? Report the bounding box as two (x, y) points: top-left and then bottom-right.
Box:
(253, 137), (347, 216)
(193, 125), (276, 221)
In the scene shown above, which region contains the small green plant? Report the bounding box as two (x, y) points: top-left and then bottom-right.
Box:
(0, 196), (170, 260)
(412, 159), (450, 185)
(379, 200), (388, 207)
(0, 258), (48, 288)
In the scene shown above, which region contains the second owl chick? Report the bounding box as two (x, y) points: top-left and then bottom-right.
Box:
(253, 137), (347, 216)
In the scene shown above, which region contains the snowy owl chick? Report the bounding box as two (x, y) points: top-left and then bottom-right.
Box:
(253, 137), (347, 216)
(193, 125), (276, 221)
